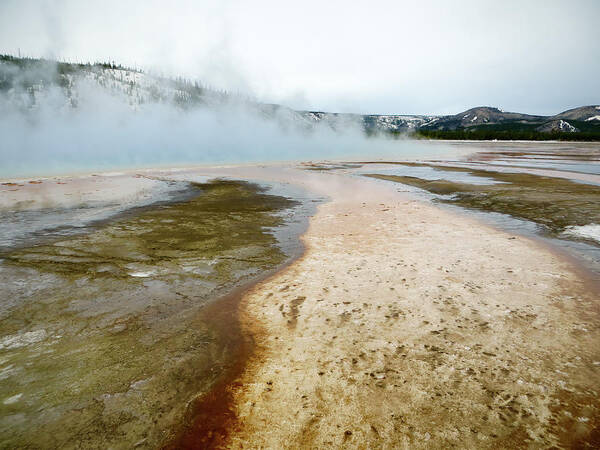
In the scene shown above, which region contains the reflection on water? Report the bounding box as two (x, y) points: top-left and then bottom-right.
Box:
(476, 158), (600, 175)
(355, 164), (505, 185)
(0, 180), (193, 251)
(463, 142), (600, 176)
(362, 171), (600, 277)
(352, 144), (600, 279)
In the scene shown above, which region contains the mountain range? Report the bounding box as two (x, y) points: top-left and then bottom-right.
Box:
(296, 105), (600, 135)
(1, 55), (599, 139)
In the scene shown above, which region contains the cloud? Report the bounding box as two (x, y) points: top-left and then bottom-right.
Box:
(1, 0), (599, 115)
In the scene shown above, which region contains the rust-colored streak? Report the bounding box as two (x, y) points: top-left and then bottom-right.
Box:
(164, 285), (250, 450)
(164, 249), (303, 450)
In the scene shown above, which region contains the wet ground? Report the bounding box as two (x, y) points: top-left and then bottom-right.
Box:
(1, 141), (598, 448)
(0, 179), (310, 449)
(301, 141), (600, 279)
(463, 143), (600, 176)
(222, 167), (600, 449)
(362, 163), (600, 236)
(341, 152), (600, 277)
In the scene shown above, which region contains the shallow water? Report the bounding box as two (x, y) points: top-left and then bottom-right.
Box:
(0, 178), (314, 449)
(0, 179), (193, 251)
(354, 163), (505, 185)
(0, 138), (469, 179)
(355, 162), (600, 279)
(1, 141), (599, 446)
(478, 158), (600, 175)
(461, 142), (600, 176)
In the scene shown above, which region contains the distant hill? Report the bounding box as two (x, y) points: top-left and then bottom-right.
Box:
(1, 54), (599, 141)
(0, 54), (231, 110)
(404, 105), (600, 133)
(553, 105), (600, 121)
(297, 105), (600, 140)
(412, 105), (600, 141)
(418, 106), (545, 130)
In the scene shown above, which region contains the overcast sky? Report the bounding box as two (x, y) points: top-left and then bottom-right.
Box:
(1, 0), (599, 115)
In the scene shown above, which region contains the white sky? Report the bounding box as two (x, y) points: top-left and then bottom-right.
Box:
(1, 0), (599, 115)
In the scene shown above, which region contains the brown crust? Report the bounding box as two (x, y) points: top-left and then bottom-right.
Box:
(163, 286), (248, 449)
(163, 248), (305, 449)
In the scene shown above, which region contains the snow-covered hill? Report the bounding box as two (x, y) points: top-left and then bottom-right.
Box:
(0, 55), (230, 112)
(1, 55), (598, 136)
(553, 105), (600, 121)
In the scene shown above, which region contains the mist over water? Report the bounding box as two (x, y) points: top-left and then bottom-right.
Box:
(0, 65), (461, 178)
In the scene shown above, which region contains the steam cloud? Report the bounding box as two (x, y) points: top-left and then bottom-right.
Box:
(0, 60), (452, 178)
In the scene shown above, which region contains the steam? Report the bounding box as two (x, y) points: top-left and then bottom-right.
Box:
(0, 60), (450, 178)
